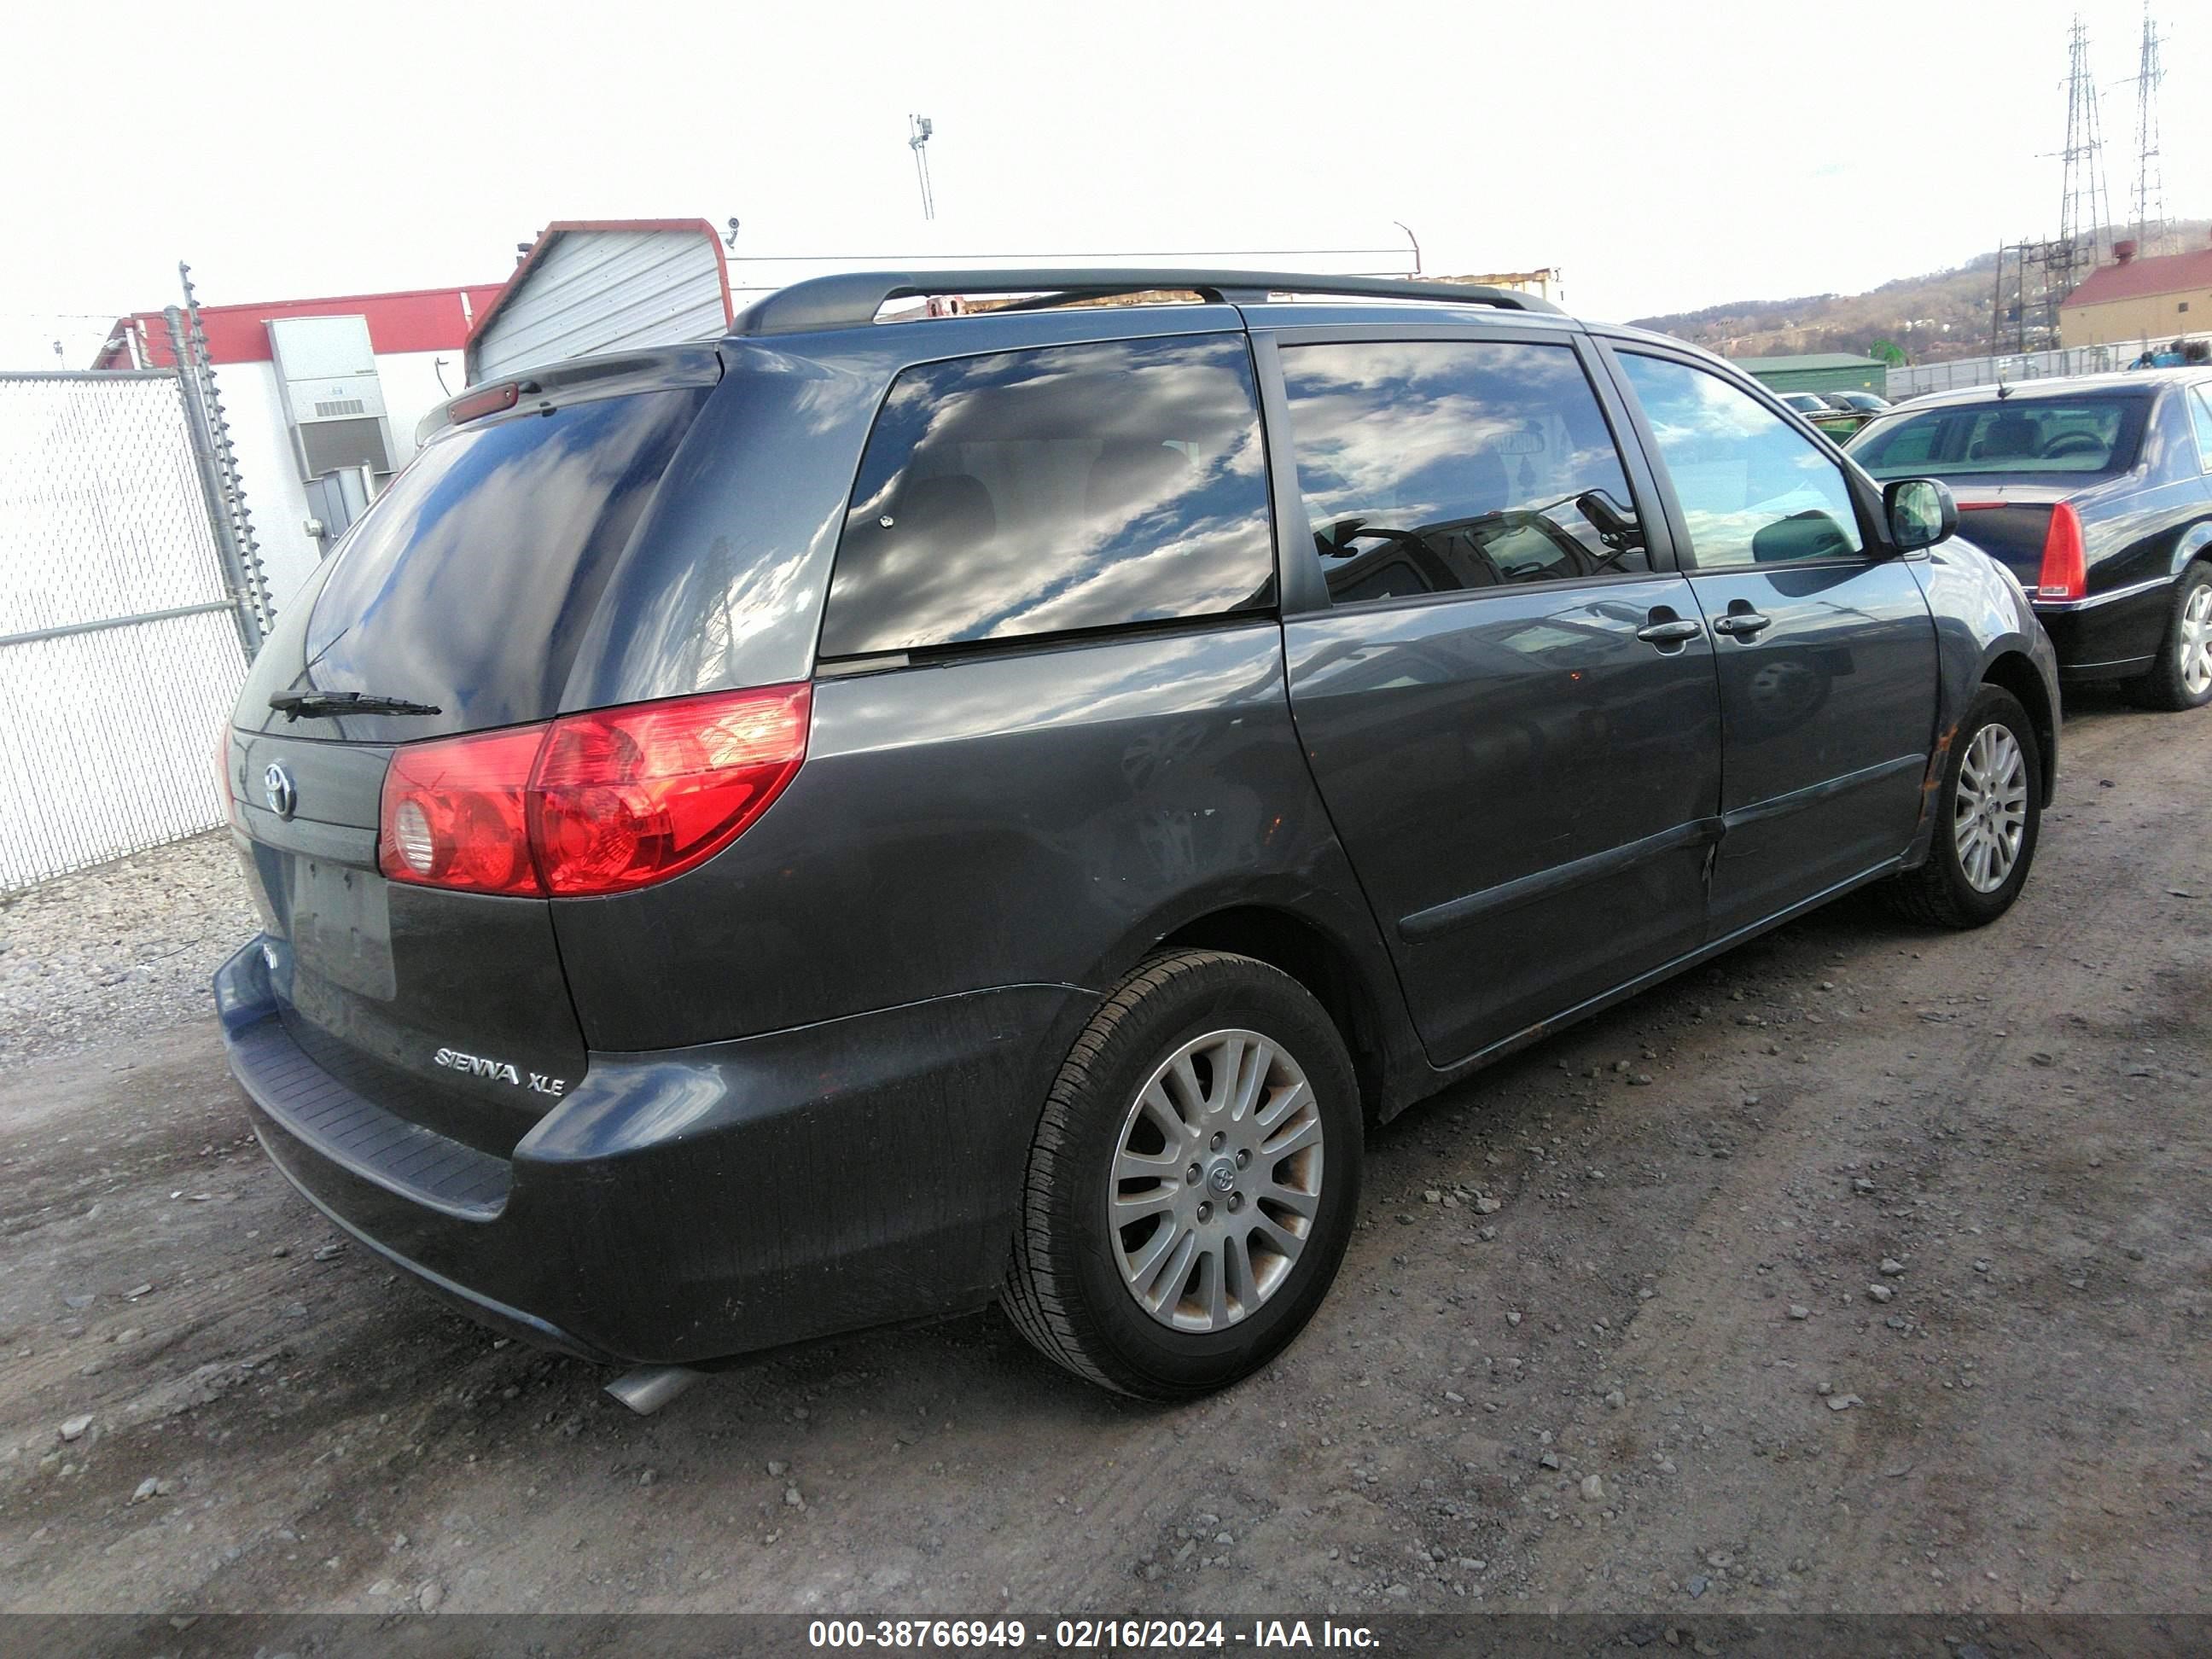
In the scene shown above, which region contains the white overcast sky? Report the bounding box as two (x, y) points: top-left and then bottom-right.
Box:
(2, 0), (2201, 368)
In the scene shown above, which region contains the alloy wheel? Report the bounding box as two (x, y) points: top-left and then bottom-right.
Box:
(1108, 1028), (1324, 1332)
(1953, 724), (2028, 894)
(2179, 583), (2212, 699)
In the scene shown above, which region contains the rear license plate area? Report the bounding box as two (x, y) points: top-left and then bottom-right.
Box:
(287, 858), (396, 1001)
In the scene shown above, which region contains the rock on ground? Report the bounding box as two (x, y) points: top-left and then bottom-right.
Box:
(0, 832), (255, 1067)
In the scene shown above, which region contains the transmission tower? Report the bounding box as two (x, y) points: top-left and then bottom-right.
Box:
(1992, 237), (2073, 355)
(2053, 13), (2112, 298)
(2126, 3), (2167, 253)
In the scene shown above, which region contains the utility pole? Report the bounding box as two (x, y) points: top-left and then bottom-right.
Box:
(908, 114), (936, 221)
(1392, 221), (1422, 276)
(1990, 242), (2005, 359)
(2126, 3), (2167, 253)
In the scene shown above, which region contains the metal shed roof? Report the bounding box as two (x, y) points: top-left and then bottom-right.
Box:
(464, 220), (733, 385)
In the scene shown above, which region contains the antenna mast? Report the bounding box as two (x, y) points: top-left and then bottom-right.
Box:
(908, 114), (936, 221)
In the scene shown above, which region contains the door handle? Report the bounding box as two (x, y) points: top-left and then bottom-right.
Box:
(1711, 609), (1773, 637)
(1635, 618), (1704, 645)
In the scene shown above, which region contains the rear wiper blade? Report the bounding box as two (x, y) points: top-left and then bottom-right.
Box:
(269, 690), (442, 720)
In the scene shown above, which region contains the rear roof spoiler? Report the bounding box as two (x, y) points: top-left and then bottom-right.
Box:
(416, 344), (724, 446)
(728, 268), (1564, 337)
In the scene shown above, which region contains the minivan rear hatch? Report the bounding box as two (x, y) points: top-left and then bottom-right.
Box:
(225, 351), (718, 1158)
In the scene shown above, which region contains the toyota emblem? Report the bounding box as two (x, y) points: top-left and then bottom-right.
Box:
(263, 761), (298, 820)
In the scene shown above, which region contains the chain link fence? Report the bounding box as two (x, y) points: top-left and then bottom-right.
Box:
(1889, 332), (2211, 399)
(0, 370), (261, 890)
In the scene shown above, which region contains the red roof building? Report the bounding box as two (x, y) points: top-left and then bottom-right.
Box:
(2059, 236), (2212, 348)
(93, 284), (506, 370)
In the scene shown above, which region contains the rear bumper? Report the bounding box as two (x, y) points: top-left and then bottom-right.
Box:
(2035, 580), (2168, 681)
(216, 940), (1093, 1365)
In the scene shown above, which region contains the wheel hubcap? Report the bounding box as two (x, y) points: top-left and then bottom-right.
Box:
(1109, 1028), (1324, 1333)
(1953, 723), (2027, 894)
(2178, 584), (2212, 697)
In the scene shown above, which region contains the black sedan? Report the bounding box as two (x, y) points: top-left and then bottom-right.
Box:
(1847, 370), (2212, 709)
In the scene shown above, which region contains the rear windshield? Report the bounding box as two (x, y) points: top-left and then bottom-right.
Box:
(288, 388), (707, 736)
(1849, 395), (2146, 478)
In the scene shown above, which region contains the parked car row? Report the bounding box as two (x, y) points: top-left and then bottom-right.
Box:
(1778, 388), (1892, 417)
(217, 271), (2082, 1405)
(1778, 389), (1892, 439)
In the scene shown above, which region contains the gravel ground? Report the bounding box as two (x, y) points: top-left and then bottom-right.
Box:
(0, 690), (2206, 1620)
(0, 833), (257, 1068)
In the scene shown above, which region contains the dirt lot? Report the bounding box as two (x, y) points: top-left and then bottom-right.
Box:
(1, 686), (2206, 1621)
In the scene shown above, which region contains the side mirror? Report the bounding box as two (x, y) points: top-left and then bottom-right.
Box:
(1884, 477), (1957, 552)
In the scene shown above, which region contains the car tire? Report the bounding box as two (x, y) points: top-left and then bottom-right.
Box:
(1002, 950), (1362, 1399)
(2120, 562), (2212, 712)
(1882, 684), (2042, 930)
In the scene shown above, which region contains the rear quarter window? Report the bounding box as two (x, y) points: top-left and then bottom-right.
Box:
(2188, 385), (2212, 469)
(1854, 415), (1940, 468)
(818, 335), (1272, 658)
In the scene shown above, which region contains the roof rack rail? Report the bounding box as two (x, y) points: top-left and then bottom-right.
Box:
(728, 268), (1563, 337)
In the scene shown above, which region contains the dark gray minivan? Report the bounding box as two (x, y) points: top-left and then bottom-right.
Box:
(214, 271), (2059, 1400)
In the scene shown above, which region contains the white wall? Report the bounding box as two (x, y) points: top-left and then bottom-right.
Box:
(212, 346), (463, 614)
(376, 348), (467, 469)
(212, 363), (311, 608)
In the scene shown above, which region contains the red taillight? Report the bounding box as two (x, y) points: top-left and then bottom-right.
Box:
(2035, 503), (2087, 602)
(375, 684), (811, 899)
(379, 725), (547, 895)
(530, 684), (811, 895)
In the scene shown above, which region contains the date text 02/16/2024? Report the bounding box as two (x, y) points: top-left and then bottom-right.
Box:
(805, 1621), (1380, 1650)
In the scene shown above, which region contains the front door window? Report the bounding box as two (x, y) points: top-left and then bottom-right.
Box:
(1614, 353), (1866, 569)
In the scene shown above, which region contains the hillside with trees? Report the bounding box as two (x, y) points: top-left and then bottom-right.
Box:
(1629, 219), (2209, 363)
